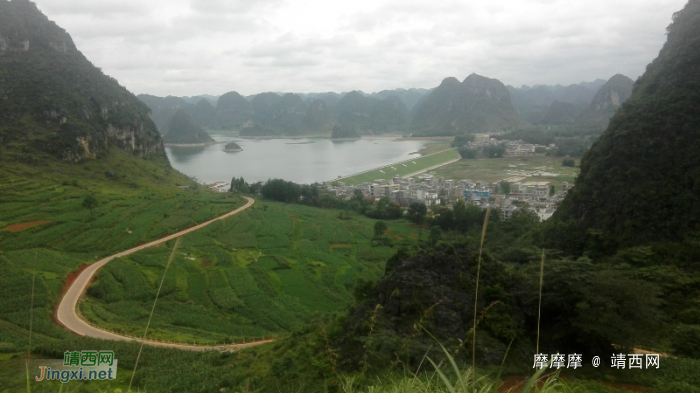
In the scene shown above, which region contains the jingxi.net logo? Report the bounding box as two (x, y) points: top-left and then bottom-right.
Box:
(34, 350), (117, 383)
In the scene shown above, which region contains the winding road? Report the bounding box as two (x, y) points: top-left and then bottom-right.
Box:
(56, 196), (271, 351)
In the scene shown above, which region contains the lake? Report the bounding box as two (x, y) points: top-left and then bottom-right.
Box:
(165, 135), (430, 184)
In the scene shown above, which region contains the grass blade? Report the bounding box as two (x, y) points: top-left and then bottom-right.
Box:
(128, 237), (181, 393)
(536, 248), (545, 354)
(492, 337), (514, 393)
(519, 363), (549, 393)
(473, 208), (491, 391)
(427, 357), (456, 393)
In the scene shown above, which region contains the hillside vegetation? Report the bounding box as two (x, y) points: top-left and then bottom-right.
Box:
(411, 74), (526, 136)
(0, 0), (164, 162)
(575, 74), (634, 131)
(80, 202), (421, 344)
(163, 109), (215, 144)
(545, 0), (700, 254)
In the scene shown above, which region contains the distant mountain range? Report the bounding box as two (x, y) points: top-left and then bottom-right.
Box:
(139, 75), (634, 137)
(507, 80), (607, 123)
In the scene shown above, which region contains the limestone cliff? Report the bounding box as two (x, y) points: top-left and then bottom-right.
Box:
(0, 0), (164, 162)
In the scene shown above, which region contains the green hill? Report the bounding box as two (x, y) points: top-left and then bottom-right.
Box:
(0, 0), (164, 162)
(540, 101), (578, 124)
(411, 73), (526, 136)
(192, 98), (217, 128)
(269, 93), (308, 135)
(546, 0), (700, 254)
(214, 90), (254, 129)
(301, 98), (336, 134)
(575, 74), (634, 131)
(163, 109), (215, 144)
(508, 81), (604, 123)
(334, 91), (373, 129)
(334, 91), (409, 134)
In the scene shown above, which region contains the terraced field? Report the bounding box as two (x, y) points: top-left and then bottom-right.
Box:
(79, 202), (419, 345)
(0, 149), (246, 352)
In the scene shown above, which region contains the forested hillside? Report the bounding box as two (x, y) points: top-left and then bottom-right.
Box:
(410, 74), (526, 135)
(545, 0), (700, 254)
(0, 0), (164, 162)
(163, 109), (215, 144)
(575, 74), (634, 131)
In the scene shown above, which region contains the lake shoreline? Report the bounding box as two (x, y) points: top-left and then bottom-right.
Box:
(165, 138), (433, 184)
(165, 141), (223, 147)
(236, 135), (411, 141)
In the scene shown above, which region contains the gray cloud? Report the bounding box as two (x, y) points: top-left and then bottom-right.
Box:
(33, 0), (689, 96)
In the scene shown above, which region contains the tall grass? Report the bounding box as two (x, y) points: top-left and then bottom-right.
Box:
(127, 237), (181, 393)
(536, 249), (545, 354)
(472, 208), (491, 391)
(340, 341), (565, 393)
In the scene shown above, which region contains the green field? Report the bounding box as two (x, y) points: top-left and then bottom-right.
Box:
(337, 148), (459, 185)
(79, 202), (419, 344)
(0, 148), (246, 357)
(432, 155), (581, 188)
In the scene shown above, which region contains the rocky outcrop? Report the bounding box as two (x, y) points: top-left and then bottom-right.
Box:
(224, 141), (242, 152)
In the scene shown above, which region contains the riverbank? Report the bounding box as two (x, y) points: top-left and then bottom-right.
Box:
(165, 141), (223, 147)
(332, 148), (460, 185)
(238, 135), (327, 139)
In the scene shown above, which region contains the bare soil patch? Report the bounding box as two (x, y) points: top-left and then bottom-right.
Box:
(1, 220), (53, 232)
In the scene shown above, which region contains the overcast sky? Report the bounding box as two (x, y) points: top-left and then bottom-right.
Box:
(34, 0), (688, 97)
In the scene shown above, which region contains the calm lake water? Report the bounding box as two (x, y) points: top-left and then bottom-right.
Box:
(165, 135), (429, 184)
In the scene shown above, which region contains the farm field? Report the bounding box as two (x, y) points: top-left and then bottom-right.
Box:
(79, 201), (420, 345)
(337, 148), (459, 185)
(0, 148), (246, 358)
(431, 156), (581, 189)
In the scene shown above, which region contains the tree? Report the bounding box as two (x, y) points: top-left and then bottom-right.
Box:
(485, 145), (506, 158)
(431, 205), (455, 231)
(407, 202), (427, 225)
(499, 181), (511, 195)
(549, 185), (556, 196)
(453, 201), (483, 233)
(374, 221), (388, 237)
(261, 179), (301, 202)
(82, 194), (98, 218)
(562, 158), (575, 167)
(230, 177), (249, 193)
(429, 225), (442, 245)
(458, 147), (478, 159)
(451, 134), (475, 147)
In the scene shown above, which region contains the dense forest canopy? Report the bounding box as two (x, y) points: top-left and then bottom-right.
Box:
(544, 0), (700, 254)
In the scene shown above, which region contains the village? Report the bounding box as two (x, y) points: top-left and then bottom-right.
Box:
(322, 171), (571, 221)
(204, 134), (577, 221)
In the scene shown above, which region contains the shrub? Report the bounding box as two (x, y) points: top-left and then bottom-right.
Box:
(671, 324), (700, 359)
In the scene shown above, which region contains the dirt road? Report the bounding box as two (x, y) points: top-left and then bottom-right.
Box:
(56, 196), (267, 351)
